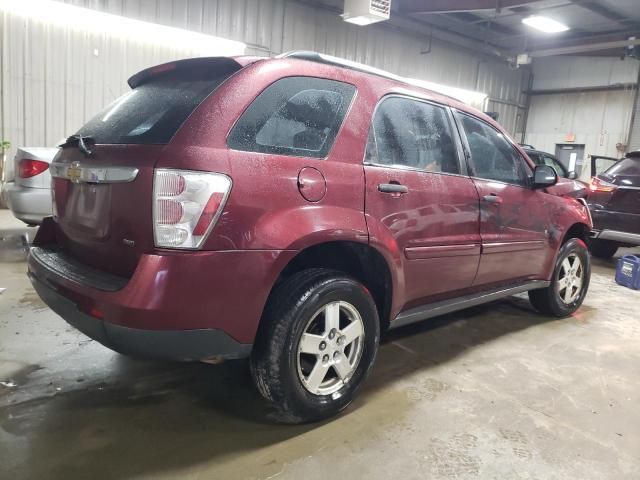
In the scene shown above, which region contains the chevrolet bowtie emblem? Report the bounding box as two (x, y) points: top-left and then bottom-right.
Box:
(67, 162), (82, 183)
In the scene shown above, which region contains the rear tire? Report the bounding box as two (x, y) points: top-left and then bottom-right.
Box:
(588, 238), (618, 259)
(529, 238), (590, 317)
(250, 268), (380, 424)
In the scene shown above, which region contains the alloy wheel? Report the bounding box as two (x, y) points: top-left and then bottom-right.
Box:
(296, 301), (365, 396)
(556, 253), (584, 304)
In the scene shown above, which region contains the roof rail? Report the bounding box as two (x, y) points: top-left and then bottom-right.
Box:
(277, 50), (488, 110)
(278, 50), (405, 84)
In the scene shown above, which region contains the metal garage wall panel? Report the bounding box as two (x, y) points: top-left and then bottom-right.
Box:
(2, 0), (530, 169)
(533, 56), (640, 90)
(57, 0), (527, 102)
(2, 13), (26, 151)
(0, 7), (231, 172)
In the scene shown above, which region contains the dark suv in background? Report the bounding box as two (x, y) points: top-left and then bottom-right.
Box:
(28, 52), (592, 422)
(587, 152), (640, 258)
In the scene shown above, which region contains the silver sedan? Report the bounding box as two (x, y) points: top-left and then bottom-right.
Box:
(6, 147), (59, 225)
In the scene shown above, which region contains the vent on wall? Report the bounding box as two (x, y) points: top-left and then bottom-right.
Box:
(370, 0), (391, 16)
(343, 0), (391, 26)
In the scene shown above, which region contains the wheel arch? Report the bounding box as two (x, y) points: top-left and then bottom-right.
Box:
(561, 222), (591, 245)
(263, 240), (396, 333)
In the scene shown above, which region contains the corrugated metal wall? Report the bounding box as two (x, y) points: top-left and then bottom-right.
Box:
(1, 0), (529, 165)
(0, 3), (243, 167)
(531, 56), (639, 91)
(525, 88), (637, 158)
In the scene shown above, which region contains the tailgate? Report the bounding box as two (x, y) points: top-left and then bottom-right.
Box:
(48, 57), (244, 277)
(51, 145), (161, 277)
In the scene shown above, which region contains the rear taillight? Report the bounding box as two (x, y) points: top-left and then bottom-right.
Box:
(153, 169), (231, 249)
(19, 159), (49, 178)
(589, 177), (617, 193)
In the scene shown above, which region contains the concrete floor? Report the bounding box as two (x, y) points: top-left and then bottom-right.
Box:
(0, 208), (639, 480)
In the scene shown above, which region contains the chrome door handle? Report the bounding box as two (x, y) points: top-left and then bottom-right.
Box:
(483, 194), (503, 204)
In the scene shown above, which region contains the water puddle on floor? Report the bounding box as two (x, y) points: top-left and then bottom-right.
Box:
(18, 290), (47, 311)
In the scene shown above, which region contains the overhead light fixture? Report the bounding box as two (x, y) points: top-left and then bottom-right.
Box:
(343, 15), (379, 26)
(343, 0), (391, 26)
(522, 15), (569, 33)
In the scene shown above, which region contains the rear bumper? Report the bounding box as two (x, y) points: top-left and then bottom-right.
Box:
(28, 221), (297, 360)
(5, 182), (52, 224)
(29, 272), (251, 361)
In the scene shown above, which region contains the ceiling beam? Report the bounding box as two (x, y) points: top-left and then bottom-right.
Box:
(399, 0), (540, 15)
(572, 1), (638, 29)
(528, 38), (640, 57)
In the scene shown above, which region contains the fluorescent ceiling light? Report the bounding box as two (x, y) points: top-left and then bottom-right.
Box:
(343, 15), (380, 26)
(0, 0), (246, 56)
(522, 15), (569, 33)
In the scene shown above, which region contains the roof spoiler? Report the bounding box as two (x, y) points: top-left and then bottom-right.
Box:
(127, 57), (244, 89)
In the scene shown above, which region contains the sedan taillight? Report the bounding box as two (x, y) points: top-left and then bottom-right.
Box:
(153, 169), (231, 249)
(19, 159), (49, 178)
(588, 177), (617, 193)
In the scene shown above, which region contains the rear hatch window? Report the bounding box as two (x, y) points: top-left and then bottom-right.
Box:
(76, 61), (241, 144)
(604, 157), (640, 182)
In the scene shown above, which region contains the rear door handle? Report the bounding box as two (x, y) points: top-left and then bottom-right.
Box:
(483, 194), (503, 205)
(378, 183), (408, 194)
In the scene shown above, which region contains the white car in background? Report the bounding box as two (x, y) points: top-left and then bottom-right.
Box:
(6, 147), (58, 225)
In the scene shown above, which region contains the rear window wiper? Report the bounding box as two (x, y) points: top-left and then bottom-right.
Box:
(60, 134), (95, 157)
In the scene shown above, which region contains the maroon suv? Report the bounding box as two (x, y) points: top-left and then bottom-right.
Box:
(29, 52), (592, 422)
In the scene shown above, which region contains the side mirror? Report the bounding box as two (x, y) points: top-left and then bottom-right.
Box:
(568, 171), (578, 180)
(533, 165), (558, 188)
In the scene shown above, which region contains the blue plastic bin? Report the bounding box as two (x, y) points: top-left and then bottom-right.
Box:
(615, 255), (640, 290)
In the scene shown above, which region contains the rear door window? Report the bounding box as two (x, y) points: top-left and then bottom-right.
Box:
(366, 96), (461, 174)
(228, 77), (356, 158)
(77, 65), (239, 144)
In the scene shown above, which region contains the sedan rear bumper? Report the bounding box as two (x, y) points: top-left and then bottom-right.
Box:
(5, 182), (52, 224)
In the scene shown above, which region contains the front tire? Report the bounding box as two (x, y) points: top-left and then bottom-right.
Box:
(250, 269), (380, 424)
(529, 238), (590, 317)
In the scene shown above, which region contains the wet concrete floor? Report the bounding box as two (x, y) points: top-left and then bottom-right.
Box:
(0, 210), (639, 479)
